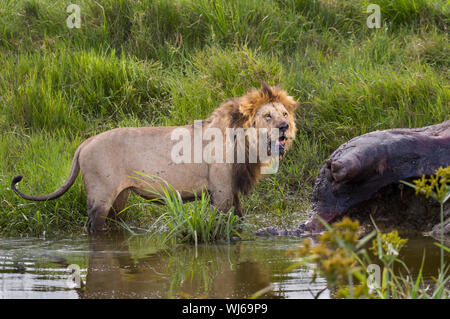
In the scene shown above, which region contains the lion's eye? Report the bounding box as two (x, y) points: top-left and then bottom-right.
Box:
(283, 112), (288, 117)
(265, 113), (272, 120)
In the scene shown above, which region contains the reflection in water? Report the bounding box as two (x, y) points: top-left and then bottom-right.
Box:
(0, 238), (87, 298)
(79, 234), (327, 298)
(395, 237), (447, 276)
(0, 234), (445, 299)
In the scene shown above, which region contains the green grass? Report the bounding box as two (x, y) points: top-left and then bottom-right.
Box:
(0, 0), (448, 236)
(121, 175), (244, 244)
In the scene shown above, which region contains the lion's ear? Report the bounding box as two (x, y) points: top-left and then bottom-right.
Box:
(261, 81), (274, 99)
(288, 101), (300, 114)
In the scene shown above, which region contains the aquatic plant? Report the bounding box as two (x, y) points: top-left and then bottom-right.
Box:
(124, 173), (244, 245)
(290, 217), (449, 299)
(402, 166), (450, 272)
(289, 217), (375, 298)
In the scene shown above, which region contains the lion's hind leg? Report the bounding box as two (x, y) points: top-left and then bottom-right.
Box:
(85, 189), (122, 234)
(86, 202), (112, 233)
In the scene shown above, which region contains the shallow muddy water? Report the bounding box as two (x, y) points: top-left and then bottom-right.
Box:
(0, 235), (445, 299)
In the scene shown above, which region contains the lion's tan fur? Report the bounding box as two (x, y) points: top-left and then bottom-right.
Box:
(12, 83), (298, 233)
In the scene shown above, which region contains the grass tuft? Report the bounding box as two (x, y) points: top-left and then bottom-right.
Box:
(124, 175), (244, 245)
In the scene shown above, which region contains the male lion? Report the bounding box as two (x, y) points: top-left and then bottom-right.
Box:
(12, 82), (298, 233)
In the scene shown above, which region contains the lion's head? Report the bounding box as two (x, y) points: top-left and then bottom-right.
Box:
(206, 82), (298, 160)
(204, 82), (299, 194)
(239, 82), (298, 158)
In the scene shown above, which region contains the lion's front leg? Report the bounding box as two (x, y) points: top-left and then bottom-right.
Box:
(208, 164), (238, 215)
(209, 188), (233, 213)
(232, 193), (242, 217)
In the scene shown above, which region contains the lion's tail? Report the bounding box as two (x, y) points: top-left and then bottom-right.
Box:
(11, 145), (83, 202)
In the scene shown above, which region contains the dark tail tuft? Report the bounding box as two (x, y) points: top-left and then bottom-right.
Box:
(11, 175), (23, 190)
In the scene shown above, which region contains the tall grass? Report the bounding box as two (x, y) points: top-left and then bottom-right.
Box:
(124, 175), (243, 245)
(0, 0), (448, 235)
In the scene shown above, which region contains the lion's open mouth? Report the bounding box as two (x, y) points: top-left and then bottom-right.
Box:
(276, 135), (287, 156)
(268, 134), (287, 156)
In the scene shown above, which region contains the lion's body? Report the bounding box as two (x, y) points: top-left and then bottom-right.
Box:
(12, 83), (298, 233)
(80, 125), (237, 231)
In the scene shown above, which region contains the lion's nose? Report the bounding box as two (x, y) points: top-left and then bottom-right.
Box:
(279, 121), (289, 132)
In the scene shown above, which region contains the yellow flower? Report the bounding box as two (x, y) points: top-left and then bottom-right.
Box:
(370, 230), (408, 257)
(412, 166), (450, 202)
(294, 218), (361, 289)
(319, 217), (360, 249)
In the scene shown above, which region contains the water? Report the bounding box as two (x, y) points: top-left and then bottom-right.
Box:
(0, 235), (444, 299)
